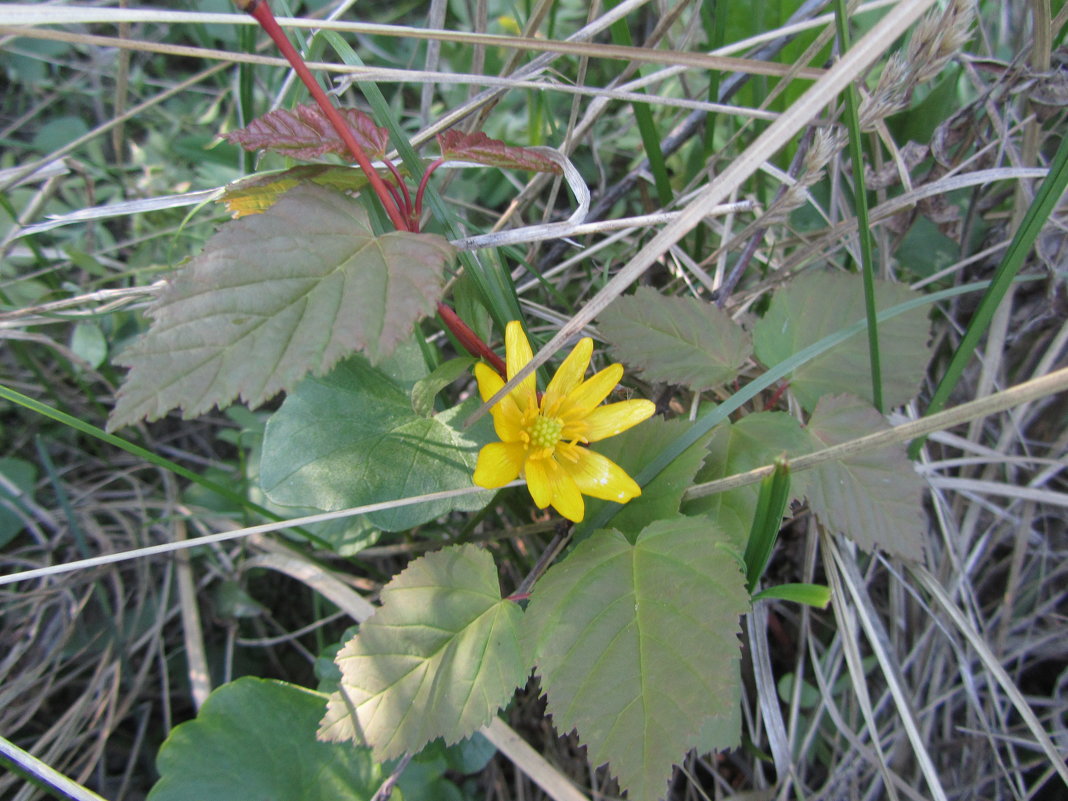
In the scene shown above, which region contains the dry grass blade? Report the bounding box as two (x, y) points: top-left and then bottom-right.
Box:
(470, 0), (940, 425)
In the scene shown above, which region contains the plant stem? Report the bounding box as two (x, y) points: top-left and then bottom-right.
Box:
(237, 0), (410, 232)
(437, 301), (507, 378)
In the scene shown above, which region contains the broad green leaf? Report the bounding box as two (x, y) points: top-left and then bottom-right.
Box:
(223, 103), (389, 162)
(260, 357), (494, 532)
(218, 164), (379, 218)
(149, 677), (384, 801)
(438, 130), (562, 174)
(411, 356), (476, 417)
(108, 184), (454, 430)
(580, 417), (715, 538)
(524, 520), (749, 801)
(597, 287), (752, 391)
(751, 271), (931, 411)
(70, 322), (107, 368)
(798, 394), (926, 561)
(319, 545), (527, 760)
(683, 412), (811, 550)
(0, 457), (37, 547)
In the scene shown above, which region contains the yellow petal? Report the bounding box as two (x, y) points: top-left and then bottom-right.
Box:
(559, 363), (624, 418)
(548, 463), (585, 522)
(565, 448), (642, 503)
(505, 321), (537, 411)
(474, 362), (504, 402)
(473, 442), (525, 488)
(584, 399), (656, 442)
(542, 337), (592, 415)
(475, 362), (524, 441)
(524, 456), (553, 508)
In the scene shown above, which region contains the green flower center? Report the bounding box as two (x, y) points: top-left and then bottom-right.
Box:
(529, 415), (564, 449)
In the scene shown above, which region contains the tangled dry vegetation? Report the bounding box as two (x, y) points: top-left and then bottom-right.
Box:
(1, 1), (1066, 800)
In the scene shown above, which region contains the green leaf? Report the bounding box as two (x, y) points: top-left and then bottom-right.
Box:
(524, 520), (749, 801)
(218, 164), (383, 218)
(684, 412), (811, 550)
(149, 677), (384, 801)
(410, 357), (476, 417)
(597, 287), (752, 391)
(260, 357), (494, 532)
(319, 545), (527, 761)
(579, 417), (715, 538)
(751, 271), (931, 411)
(0, 457), (37, 548)
(752, 583), (832, 608)
(70, 322), (107, 368)
(798, 394), (926, 560)
(108, 184), (454, 430)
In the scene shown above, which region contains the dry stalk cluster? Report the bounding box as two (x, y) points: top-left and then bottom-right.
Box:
(859, 0), (977, 130)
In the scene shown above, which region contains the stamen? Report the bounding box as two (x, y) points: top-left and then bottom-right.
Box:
(529, 415), (564, 449)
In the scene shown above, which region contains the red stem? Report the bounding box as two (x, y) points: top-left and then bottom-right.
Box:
(437, 302), (507, 378)
(241, 0), (410, 232)
(414, 157), (445, 220)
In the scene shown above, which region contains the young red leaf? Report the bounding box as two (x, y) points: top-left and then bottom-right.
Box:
(437, 130), (562, 174)
(224, 103), (390, 162)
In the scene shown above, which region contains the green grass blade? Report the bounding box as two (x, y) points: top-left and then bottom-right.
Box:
(604, 0), (672, 207)
(908, 127), (1068, 456)
(834, 0), (883, 412)
(0, 383), (325, 547)
(743, 458), (791, 593)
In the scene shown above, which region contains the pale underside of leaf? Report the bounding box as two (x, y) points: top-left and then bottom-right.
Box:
(525, 520), (749, 801)
(597, 286), (752, 392)
(798, 394), (927, 561)
(751, 271), (932, 411)
(319, 545), (527, 761)
(108, 184), (453, 430)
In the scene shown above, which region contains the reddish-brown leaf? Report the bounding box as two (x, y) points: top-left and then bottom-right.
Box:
(224, 103), (389, 162)
(437, 130), (562, 174)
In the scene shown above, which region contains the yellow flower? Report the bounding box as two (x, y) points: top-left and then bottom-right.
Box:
(473, 321), (656, 522)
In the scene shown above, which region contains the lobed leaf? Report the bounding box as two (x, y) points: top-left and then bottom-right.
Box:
(437, 129), (562, 174)
(597, 287), (752, 391)
(751, 271), (932, 411)
(149, 677), (383, 801)
(797, 394), (927, 561)
(524, 519), (749, 801)
(260, 357), (495, 532)
(223, 103), (389, 162)
(319, 545), (527, 760)
(108, 184), (453, 430)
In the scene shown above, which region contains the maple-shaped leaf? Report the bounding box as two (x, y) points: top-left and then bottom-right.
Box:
(224, 103), (389, 162)
(597, 287), (752, 392)
(319, 545), (527, 761)
(437, 130), (562, 174)
(524, 520), (749, 801)
(751, 271), (932, 412)
(108, 184), (453, 430)
(797, 394), (926, 561)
